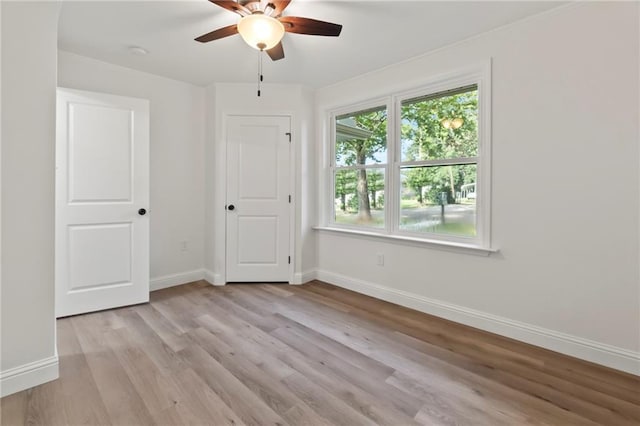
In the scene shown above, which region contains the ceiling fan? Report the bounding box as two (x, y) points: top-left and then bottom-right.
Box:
(195, 0), (343, 61)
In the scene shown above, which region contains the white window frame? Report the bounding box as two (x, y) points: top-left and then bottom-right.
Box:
(323, 62), (493, 254)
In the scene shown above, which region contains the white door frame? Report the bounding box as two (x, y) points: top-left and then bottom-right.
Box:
(215, 111), (296, 284)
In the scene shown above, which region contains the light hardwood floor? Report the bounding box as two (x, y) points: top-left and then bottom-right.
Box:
(2, 281), (639, 425)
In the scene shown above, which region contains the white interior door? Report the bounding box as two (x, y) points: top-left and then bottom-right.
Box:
(226, 115), (291, 282)
(55, 88), (150, 317)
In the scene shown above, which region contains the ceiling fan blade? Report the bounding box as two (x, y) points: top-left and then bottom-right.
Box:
(266, 42), (285, 61)
(209, 0), (250, 16)
(269, 0), (292, 16)
(195, 24), (238, 43)
(279, 16), (342, 36)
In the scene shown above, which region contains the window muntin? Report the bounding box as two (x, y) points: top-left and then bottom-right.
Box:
(332, 106), (387, 228)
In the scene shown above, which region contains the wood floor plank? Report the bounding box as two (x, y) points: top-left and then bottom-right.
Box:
(295, 284), (546, 371)
(115, 307), (189, 375)
(56, 318), (112, 425)
(202, 286), (287, 333)
(247, 291), (397, 382)
(282, 318), (524, 424)
(149, 294), (205, 332)
(270, 321), (422, 418)
(281, 403), (334, 426)
(275, 337), (421, 425)
(133, 303), (189, 352)
(0, 391), (28, 426)
(185, 326), (301, 416)
(170, 367), (247, 426)
(280, 284), (633, 425)
(102, 327), (181, 416)
(388, 370), (557, 426)
(272, 290), (604, 424)
(23, 380), (69, 426)
(195, 312), (298, 380)
(258, 283), (295, 298)
(303, 281), (640, 399)
(178, 344), (288, 426)
(71, 313), (156, 426)
(3, 280), (638, 426)
(196, 300), (420, 425)
(281, 372), (376, 426)
(390, 329), (640, 425)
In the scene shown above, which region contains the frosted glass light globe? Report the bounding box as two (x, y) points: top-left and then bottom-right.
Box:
(237, 14), (285, 51)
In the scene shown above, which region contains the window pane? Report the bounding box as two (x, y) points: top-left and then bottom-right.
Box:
(399, 164), (476, 237)
(335, 106), (387, 166)
(334, 168), (385, 228)
(401, 87), (478, 162)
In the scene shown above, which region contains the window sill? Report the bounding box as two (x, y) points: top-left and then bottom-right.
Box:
(313, 226), (498, 257)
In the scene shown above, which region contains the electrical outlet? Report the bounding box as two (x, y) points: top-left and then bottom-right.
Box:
(376, 253), (384, 266)
(180, 240), (188, 252)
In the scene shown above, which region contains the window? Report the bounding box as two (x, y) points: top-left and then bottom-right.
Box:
(333, 105), (388, 228)
(399, 86), (478, 238)
(326, 65), (491, 249)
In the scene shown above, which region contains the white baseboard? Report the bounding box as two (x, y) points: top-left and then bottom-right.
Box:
(150, 269), (205, 291)
(204, 270), (226, 286)
(292, 270), (317, 285)
(0, 355), (59, 398)
(314, 269), (640, 376)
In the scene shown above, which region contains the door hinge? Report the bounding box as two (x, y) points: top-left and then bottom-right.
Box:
(285, 132), (291, 143)
(288, 256), (291, 264)
(288, 194), (291, 203)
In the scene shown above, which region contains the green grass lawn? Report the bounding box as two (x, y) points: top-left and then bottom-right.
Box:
(336, 205), (476, 237)
(335, 209), (384, 227)
(406, 221), (476, 237)
(400, 199), (421, 209)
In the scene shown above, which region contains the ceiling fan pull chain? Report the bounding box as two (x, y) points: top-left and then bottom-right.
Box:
(257, 48), (264, 97)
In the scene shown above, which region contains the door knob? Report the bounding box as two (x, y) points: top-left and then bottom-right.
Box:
(138, 208), (147, 216)
(227, 204), (235, 211)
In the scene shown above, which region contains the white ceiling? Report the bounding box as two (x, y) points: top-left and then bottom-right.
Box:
(58, 1), (564, 88)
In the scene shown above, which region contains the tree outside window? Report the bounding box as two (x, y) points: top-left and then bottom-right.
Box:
(333, 107), (387, 227)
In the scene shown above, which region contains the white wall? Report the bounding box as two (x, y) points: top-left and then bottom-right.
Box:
(58, 51), (206, 287)
(1, 1), (61, 396)
(205, 83), (315, 284)
(314, 2), (640, 373)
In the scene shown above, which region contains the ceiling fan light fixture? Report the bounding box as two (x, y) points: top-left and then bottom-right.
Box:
(237, 13), (285, 51)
